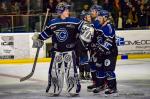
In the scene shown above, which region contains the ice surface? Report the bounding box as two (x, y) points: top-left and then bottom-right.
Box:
(0, 59), (150, 99)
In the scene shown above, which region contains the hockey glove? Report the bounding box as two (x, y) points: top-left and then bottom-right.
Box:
(32, 33), (44, 48)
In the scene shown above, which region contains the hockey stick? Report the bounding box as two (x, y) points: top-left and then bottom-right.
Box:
(20, 47), (40, 82)
(20, 8), (50, 82)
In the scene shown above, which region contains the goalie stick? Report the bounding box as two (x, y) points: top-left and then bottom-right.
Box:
(20, 47), (40, 82)
(20, 8), (50, 82)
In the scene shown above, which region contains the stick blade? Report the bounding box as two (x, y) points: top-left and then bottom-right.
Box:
(20, 72), (33, 82)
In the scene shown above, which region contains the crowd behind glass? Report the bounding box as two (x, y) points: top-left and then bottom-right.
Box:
(0, 0), (150, 32)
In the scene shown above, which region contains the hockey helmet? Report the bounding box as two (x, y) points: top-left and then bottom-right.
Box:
(90, 5), (103, 12)
(80, 11), (90, 19)
(98, 10), (109, 18)
(56, 2), (71, 14)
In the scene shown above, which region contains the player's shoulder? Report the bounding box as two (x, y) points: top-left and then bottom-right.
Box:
(46, 18), (59, 26)
(105, 23), (114, 29)
(48, 17), (81, 26)
(93, 20), (101, 29)
(50, 18), (60, 24)
(102, 23), (115, 37)
(66, 17), (81, 24)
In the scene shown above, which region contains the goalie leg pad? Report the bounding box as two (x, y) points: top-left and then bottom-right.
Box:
(46, 51), (64, 95)
(64, 51), (81, 95)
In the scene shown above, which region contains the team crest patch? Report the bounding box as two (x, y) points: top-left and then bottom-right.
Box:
(104, 59), (111, 66)
(64, 54), (71, 63)
(55, 55), (63, 63)
(55, 28), (68, 42)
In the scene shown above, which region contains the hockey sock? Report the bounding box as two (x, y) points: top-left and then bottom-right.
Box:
(107, 79), (117, 90)
(91, 71), (96, 82)
(96, 78), (105, 87)
(85, 64), (90, 72)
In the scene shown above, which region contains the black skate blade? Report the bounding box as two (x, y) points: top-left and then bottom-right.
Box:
(104, 93), (119, 97)
(93, 90), (105, 95)
(87, 88), (96, 92)
(46, 93), (60, 97)
(67, 93), (79, 97)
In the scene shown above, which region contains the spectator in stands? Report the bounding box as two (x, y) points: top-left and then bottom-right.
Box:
(47, 0), (56, 13)
(103, 0), (112, 12)
(92, 0), (98, 5)
(126, 8), (133, 28)
(120, 0), (131, 28)
(55, 0), (62, 5)
(11, 1), (20, 14)
(30, 0), (43, 13)
(114, 0), (120, 11)
(113, 0), (121, 29)
(102, 0), (108, 8)
(131, 7), (138, 27)
(20, 0), (28, 14)
(109, 12), (115, 26)
(136, 4), (146, 27)
(145, 0), (150, 26)
(81, 4), (89, 15)
(0, 2), (9, 14)
(117, 11), (123, 29)
(66, 0), (74, 11)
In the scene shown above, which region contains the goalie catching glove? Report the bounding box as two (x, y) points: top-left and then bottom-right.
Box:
(32, 33), (44, 48)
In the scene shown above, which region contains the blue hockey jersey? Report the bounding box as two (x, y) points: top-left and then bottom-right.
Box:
(91, 23), (118, 55)
(39, 17), (83, 52)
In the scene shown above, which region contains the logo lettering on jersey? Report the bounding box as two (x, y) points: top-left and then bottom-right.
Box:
(54, 28), (68, 42)
(66, 24), (75, 28)
(97, 36), (103, 45)
(104, 59), (111, 66)
(116, 36), (125, 46)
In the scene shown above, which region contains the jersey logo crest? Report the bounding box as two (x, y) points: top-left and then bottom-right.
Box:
(55, 28), (68, 42)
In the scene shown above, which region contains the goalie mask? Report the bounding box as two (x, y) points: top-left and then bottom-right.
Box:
(56, 2), (71, 14)
(80, 23), (94, 43)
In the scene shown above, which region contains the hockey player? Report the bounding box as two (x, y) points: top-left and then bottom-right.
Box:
(77, 11), (92, 80)
(32, 2), (94, 96)
(90, 5), (102, 29)
(87, 5), (103, 91)
(91, 10), (118, 96)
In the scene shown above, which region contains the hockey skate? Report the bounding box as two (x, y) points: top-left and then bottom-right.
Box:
(104, 88), (118, 96)
(79, 72), (85, 80)
(93, 85), (105, 94)
(85, 72), (91, 80)
(87, 84), (96, 92)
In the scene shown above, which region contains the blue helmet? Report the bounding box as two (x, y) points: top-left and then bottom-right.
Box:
(56, 2), (71, 14)
(80, 11), (90, 19)
(90, 5), (103, 12)
(98, 10), (109, 18)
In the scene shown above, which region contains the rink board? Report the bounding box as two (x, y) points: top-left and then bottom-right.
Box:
(0, 54), (150, 64)
(0, 30), (150, 64)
